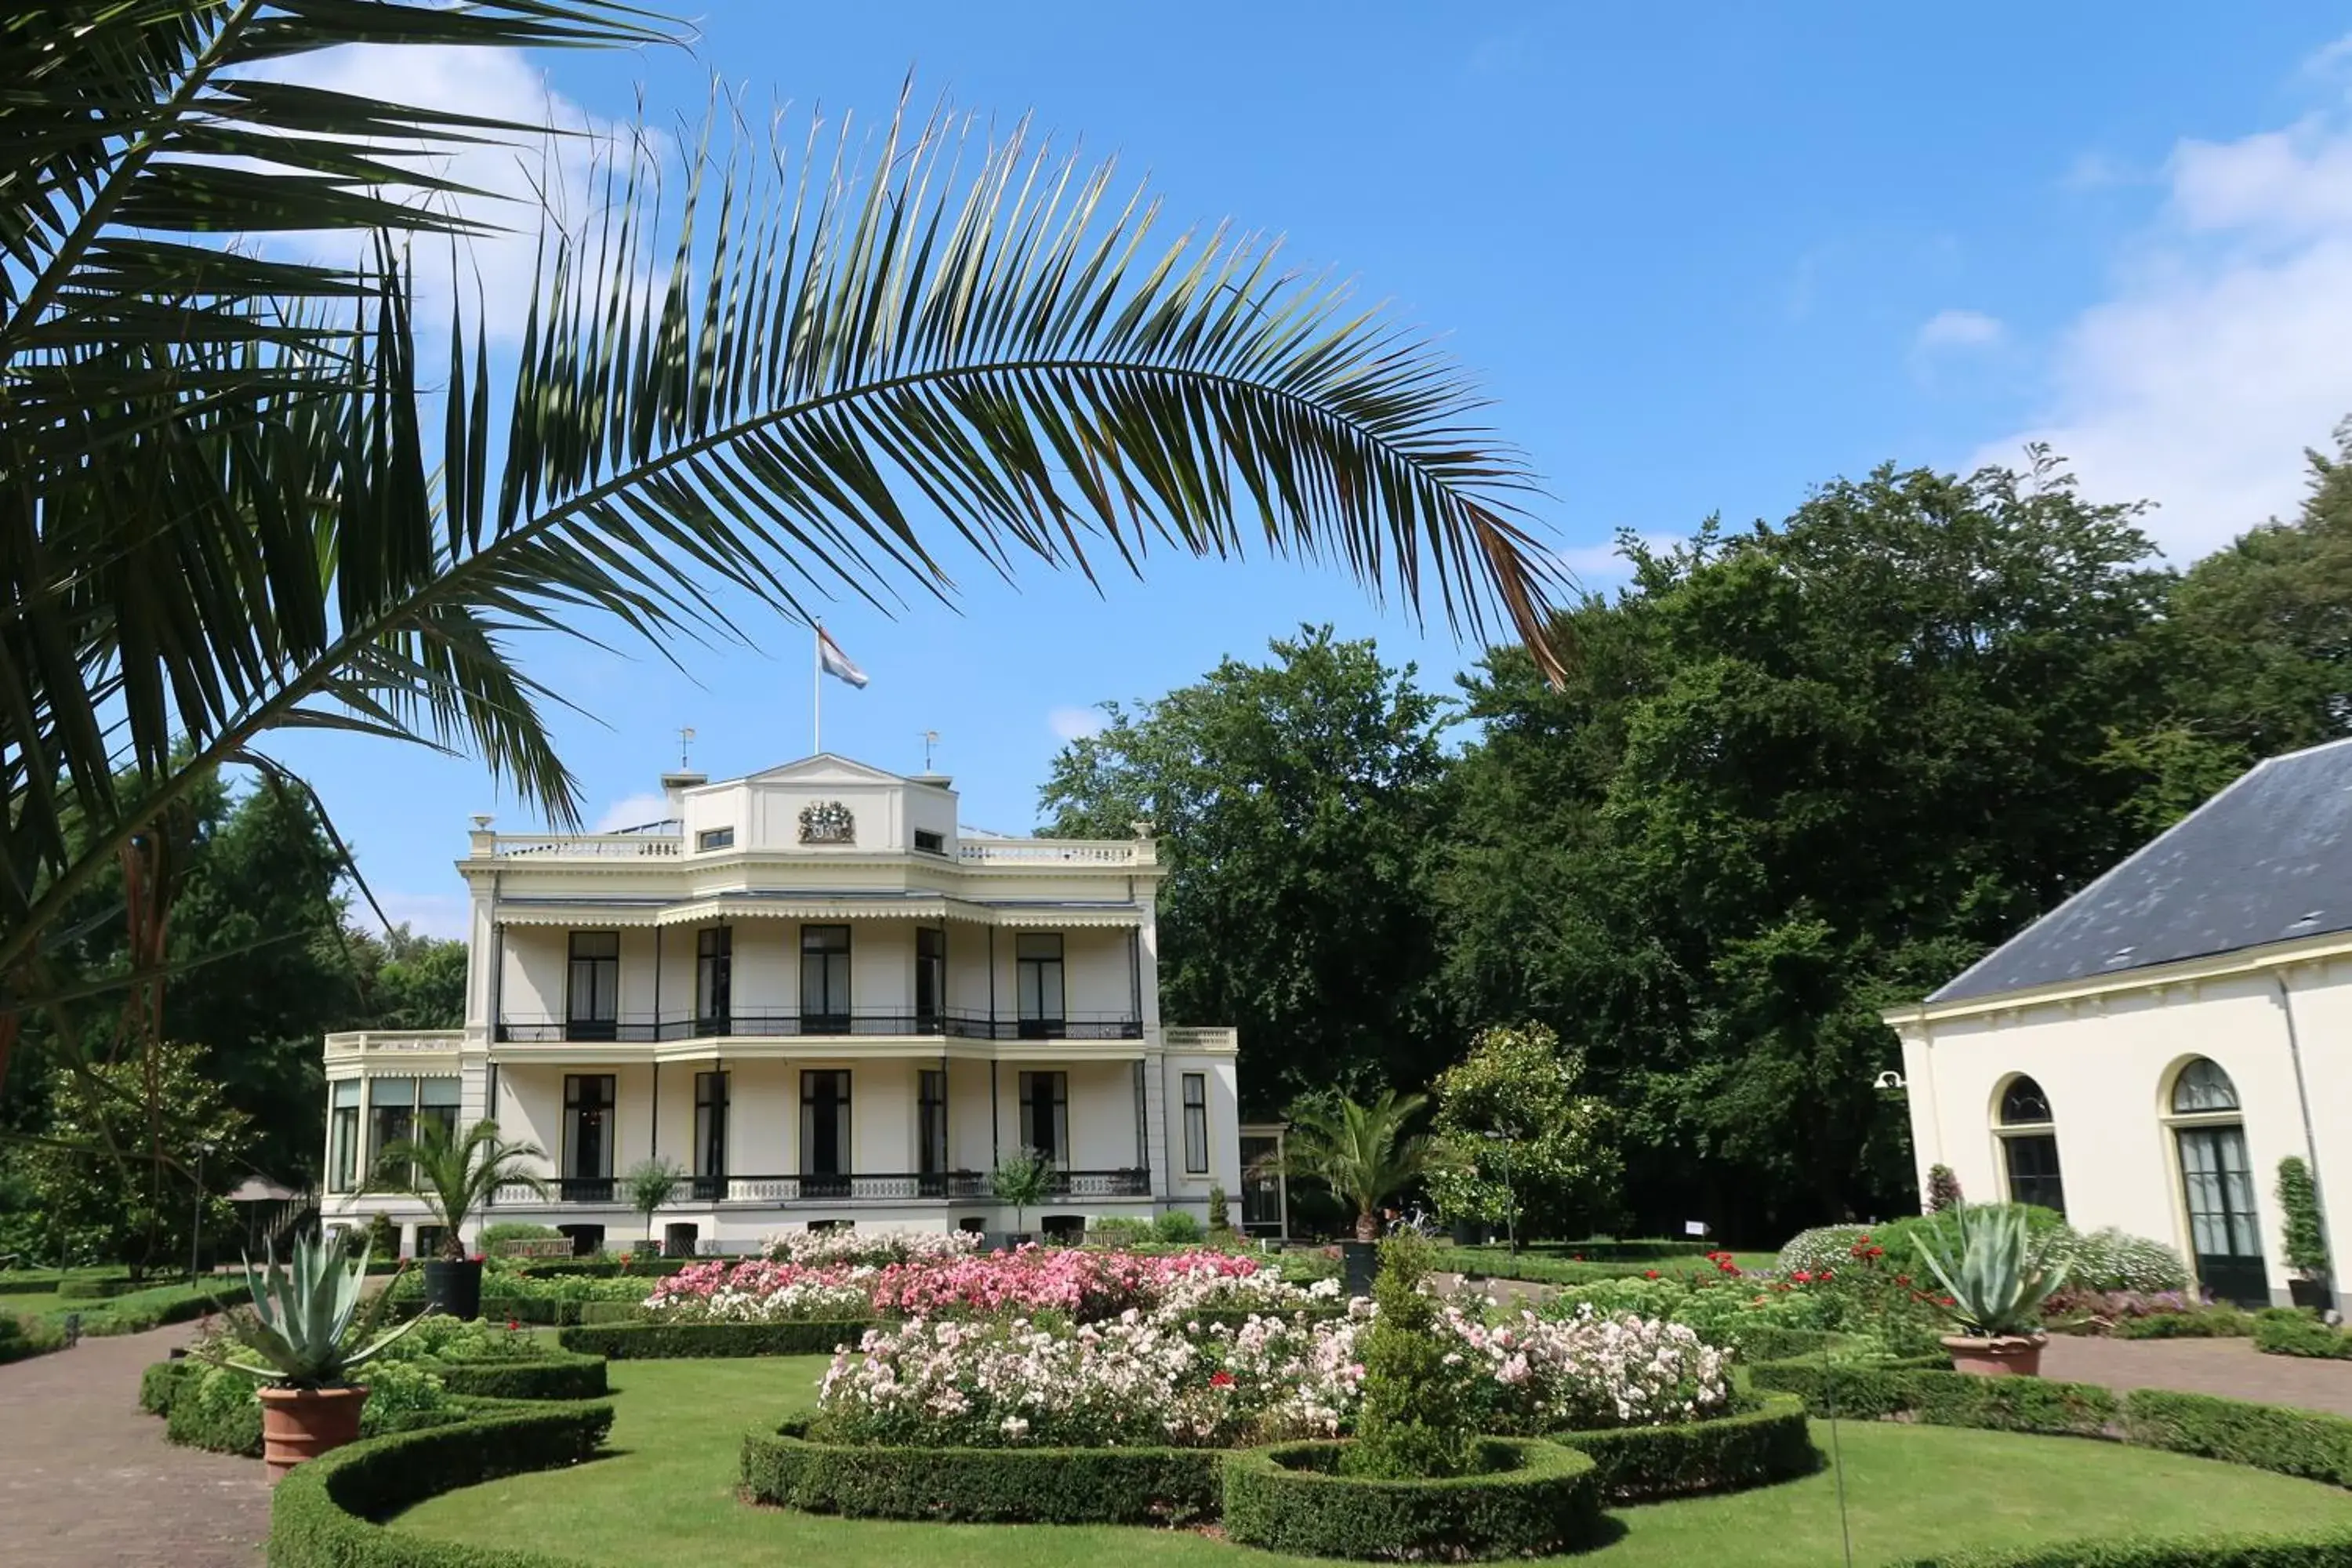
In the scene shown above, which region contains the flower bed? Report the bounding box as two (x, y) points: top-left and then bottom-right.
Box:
(761, 1226), (982, 1266)
(1450, 1305), (1730, 1432)
(741, 1415), (1222, 1523)
(1219, 1438), (1604, 1561)
(643, 1260), (873, 1323)
(1546, 1392), (1816, 1501)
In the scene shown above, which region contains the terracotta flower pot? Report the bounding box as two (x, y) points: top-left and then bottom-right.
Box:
(1942, 1332), (2045, 1377)
(257, 1385), (369, 1482)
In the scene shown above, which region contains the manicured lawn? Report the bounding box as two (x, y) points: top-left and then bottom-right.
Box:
(395, 1357), (2352, 1566)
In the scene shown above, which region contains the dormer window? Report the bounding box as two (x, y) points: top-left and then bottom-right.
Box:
(914, 828), (946, 855)
(697, 827), (735, 851)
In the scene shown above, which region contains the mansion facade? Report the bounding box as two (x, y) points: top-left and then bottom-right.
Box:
(321, 754), (1267, 1256)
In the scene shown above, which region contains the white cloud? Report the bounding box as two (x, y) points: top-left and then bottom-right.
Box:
(357, 890), (470, 940)
(595, 793), (671, 832)
(253, 43), (634, 338)
(1047, 706), (1106, 742)
(1554, 532), (1683, 583)
(1976, 104), (2352, 560)
(1915, 309), (2006, 352)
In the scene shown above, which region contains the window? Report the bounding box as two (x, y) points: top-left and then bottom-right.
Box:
(567, 932), (620, 1040)
(564, 1074), (616, 1199)
(691, 1071), (728, 1201)
(2165, 1056), (2267, 1307)
(1181, 1073), (1209, 1174)
(329, 1081), (361, 1193)
(696, 927), (732, 1030)
(800, 925), (851, 1031)
(1015, 933), (1065, 1039)
(368, 1076), (416, 1176)
(915, 927), (946, 1028)
(1018, 1070), (1068, 1167)
(919, 1068), (948, 1174)
(696, 826), (735, 851)
(914, 828), (946, 855)
(800, 1070), (851, 1178)
(417, 1078), (461, 1149)
(1993, 1073), (2064, 1215)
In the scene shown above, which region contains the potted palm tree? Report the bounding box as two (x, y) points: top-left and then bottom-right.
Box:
(991, 1147), (1054, 1247)
(212, 1232), (424, 1480)
(370, 1120), (549, 1320)
(1281, 1091), (1429, 1298)
(1915, 1203), (2070, 1376)
(625, 1157), (683, 1256)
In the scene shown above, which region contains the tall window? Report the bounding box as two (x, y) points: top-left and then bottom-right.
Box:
(417, 1078), (461, 1149)
(329, 1080), (361, 1193)
(568, 932), (620, 1040)
(694, 1072), (728, 1199)
(1018, 1070), (1067, 1167)
(1015, 933), (1065, 1039)
(696, 927), (732, 1031)
(915, 927), (946, 1029)
(800, 1069), (851, 1178)
(564, 1074), (616, 1197)
(800, 925), (851, 1031)
(368, 1076), (416, 1176)
(2167, 1057), (2267, 1307)
(1994, 1075), (2065, 1215)
(1181, 1073), (1209, 1174)
(919, 1068), (949, 1174)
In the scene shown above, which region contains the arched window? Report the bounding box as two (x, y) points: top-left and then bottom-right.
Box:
(2165, 1057), (2265, 1307)
(1991, 1073), (2065, 1215)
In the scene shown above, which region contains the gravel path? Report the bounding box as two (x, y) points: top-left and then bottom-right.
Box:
(0, 1323), (267, 1568)
(2041, 1334), (2352, 1419)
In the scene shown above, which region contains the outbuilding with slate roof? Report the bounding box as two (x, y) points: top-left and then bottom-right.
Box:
(1883, 736), (2352, 1309)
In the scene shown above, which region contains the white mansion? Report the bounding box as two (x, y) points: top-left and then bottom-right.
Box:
(321, 754), (1269, 1256)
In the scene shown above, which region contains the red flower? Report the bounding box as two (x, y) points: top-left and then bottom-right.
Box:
(1573, 1254), (1586, 1261)
(1643, 1269), (1659, 1279)
(1896, 1275), (1911, 1287)
(1819, 1270), (1835, 1283)
(1210, 1370), (1235, 1388)
(506, 1319), (521, 1332)
(1940, 1295), (1956, 1308)
(1791, 1270), (1813, 1283)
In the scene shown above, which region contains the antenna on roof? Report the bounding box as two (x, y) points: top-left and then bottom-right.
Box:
(678, 726), (696, 770)
(920, 730), (939, 772)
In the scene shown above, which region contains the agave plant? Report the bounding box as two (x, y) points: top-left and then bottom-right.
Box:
(1914, 1203), (2071, 1338)
(216, 1232), (423, 1388)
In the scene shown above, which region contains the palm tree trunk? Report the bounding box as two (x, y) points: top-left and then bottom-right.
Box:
(1356, 1210), (1381, 1243)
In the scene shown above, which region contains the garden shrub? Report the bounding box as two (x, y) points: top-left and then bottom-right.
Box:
(2253, 1308), (2352, 1359)
(2111, 1307), (2253, 1340)
(1777, 1225), (1872, 1276)
(1744, 1356), (1947, 1418)
(428, 1352), (608, 1401)
(741, 1417), (1222, 1523)
(161, 1359), (463, 1457)
(1221, 1438), (1603, 1561)
(1152, 1210), (1206, 1245)
(267, 1402), (612, 1568)
(1732, 1326), (1844, 1363)
(1345, 1234), (1479, 1478)
(1086, 1218), (1153, 1247)
(1902, 1372), (2118, 1436)
(477, 1222), (564, 1252)
(140, 1357), (194, 1414)
(1927, 1163), (1964, 1213)
(557, 1319), (873, 1359)
(2059, 1227), (2194, 1294)
(2122, 1388), (2352, 1486)
(52, 1275), (136, 1299)
(1546, 1393), (1816, 1500)
(2279, 1156), (2328, 1281)
(0, 1311), (65, 1363)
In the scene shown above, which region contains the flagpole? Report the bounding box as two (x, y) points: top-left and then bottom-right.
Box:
(812, 620), (822, 757)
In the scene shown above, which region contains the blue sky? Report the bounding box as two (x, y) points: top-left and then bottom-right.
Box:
(267, 4), (2352, 935)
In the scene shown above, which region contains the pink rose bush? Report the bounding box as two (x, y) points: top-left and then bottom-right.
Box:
(760, 1227), (982, 1267)
(812, 1300), (1730, 1450)
(642, 1259), (873, 1323)
(814, 1308), (1370, 1449)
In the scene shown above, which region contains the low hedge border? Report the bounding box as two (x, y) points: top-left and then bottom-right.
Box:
(0, 1312), (67, 1364)
(268, 1401), (612, 1568)
(558, 1320), (873, 1359)
(741, 1416), (1221, 1523)
(1902, 1526), (2352, 1566)
(2122, 1388), (2352, 1487)
(420, 1352), (609, 1402)
(53, 1276), (136, 1300)
(1744, 1355), (1949, 1417)
(1220, 1438), (1604, 1561)
(1548, 1392), (1817, 1500)
(2253, 1308), (2352, 1360)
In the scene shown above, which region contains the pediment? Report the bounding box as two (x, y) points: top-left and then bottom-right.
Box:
(742, 753), (906, 788)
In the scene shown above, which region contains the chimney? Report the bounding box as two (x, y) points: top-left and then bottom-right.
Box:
(659, 770), (706, 819)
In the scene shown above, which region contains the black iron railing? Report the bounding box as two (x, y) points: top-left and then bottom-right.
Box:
(491, 1168), (1149, 1205)
(495, 1011), (1143, 1044)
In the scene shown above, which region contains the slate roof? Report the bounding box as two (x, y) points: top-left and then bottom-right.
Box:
(1929, 736), (2352, 1004)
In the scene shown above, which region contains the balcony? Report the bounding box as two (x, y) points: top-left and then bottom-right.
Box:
(491, 1168), (1149, 1206)
(494, 1010), (1144, 1044)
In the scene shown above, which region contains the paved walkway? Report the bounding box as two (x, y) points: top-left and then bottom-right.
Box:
(2042, 1334), (2352, 1418)
(0, 1324), (267, 1568)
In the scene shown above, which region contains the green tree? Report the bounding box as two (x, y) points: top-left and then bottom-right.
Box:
(625, 1157), (683, 1248)
(1425, 1023), (1617, 1241)
(355, 926), (469, 1032)
(22, 1040), (250, 1277)
(369, 1120), (548, 1261)
(1041, 629), (1454, 1102)
(1345, 1233), (1478, 1479)
(1281, 1091), (1430, 1242)
(1438, 458), (2190, 1236)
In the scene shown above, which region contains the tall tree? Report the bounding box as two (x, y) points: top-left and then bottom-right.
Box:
(1041, 629), (1453, 1105)
(1439, 458), (2190, 1238)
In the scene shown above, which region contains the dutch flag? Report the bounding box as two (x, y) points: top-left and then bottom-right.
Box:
(817, 626), (869, 689)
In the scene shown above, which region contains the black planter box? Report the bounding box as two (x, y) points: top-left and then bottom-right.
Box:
(423, 1258), (484, 1321)
(2289, 1276), (2336, 1314)
(1341, 1240), (1377, 1300)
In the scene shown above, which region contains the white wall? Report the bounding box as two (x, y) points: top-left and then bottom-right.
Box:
(1905, 962), (2352, 1305)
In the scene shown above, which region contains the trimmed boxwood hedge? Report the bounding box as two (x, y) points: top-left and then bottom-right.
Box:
(1745, 1354), (1949, 1417)
(2253, 1308), (2352, 1360)
(1548, 1393), (1817, 1500)
(1751, 1359), (2121, 1436)
(1902, 1526), (2352, 1566)
(1220, 1438), (1603, 1561)
(557, 1320), (873, 1359)
(268, 1402), (612, 1568)
(424, 1352), (608, 1402)
(2122, 1388), (2352, 1487)
(53, 1275), (136, 1299)
(741, 1417), (1222, 1523)
(140, 1356), (194, 1414)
